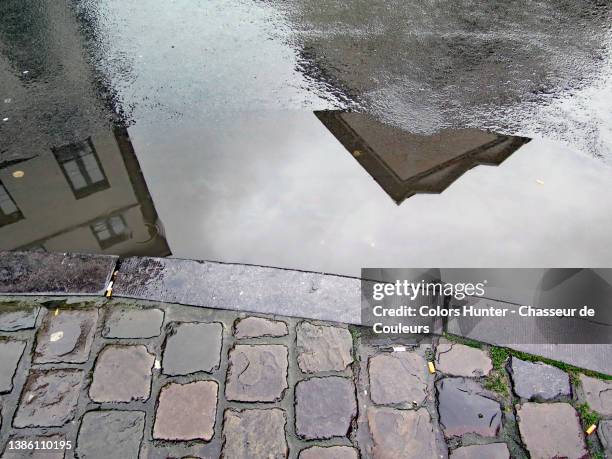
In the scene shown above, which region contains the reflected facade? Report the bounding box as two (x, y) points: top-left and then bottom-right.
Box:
(0, 128), (170, 257)
(316, 111), (530, 204)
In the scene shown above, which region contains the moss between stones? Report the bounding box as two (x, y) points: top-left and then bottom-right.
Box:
(576, 402), (601, 428)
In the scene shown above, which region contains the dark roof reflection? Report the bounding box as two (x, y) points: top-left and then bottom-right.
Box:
(315, 111), (530, 204)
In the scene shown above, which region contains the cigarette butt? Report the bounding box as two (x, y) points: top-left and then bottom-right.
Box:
(535, 179), (545, 185)
(586, 424), (597, 435)
(105, 287), (113, 298)
(428, 362), (436, 374)
(54, 308), (59, 316)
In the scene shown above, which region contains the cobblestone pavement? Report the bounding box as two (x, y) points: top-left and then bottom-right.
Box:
(0, 297), (610, 458)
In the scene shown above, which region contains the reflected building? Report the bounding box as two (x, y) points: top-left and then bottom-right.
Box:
(0, 0), (170, 256)
(315, 111), (530, 204)
(0, 127), (170, 256)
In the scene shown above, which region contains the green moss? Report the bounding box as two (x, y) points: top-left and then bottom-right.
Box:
(484, 372), (508, 396)
(490, 347), (509, 371)
(576, 402), (601, 428)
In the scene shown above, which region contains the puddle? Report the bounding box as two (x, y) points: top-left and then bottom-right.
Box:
(1, 0), (612, 276)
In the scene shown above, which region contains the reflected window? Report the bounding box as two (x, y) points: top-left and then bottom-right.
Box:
(0, 181), (23, 227)
(53, 138), (110, 199)
(91, 214), (130, 249)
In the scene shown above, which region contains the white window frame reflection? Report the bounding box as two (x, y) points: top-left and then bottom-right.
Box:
(90, 214), (131, 249)
(52, 138), (110, 199)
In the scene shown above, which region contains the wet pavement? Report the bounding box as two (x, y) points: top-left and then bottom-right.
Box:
(0, 296), (610, 458)
(0, 1), (611, 275)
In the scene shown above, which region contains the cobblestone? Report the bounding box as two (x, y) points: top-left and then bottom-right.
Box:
(0, 304), (38, 331)
(450, 443), (510, 459)
(437, 377), (502, 438)
(436, 340), (492, 377)
(579, 374), (612, 416)
(33, 309), (98, 364)
(89, 345), (155, 403)
(299, 445), (358, 459)
(0, 296), (609, 459)
(225, 344), (288, 402)
(368, 351), (429, 405)
(102, 306), (164, 338)
(222, 408), (287, 459)
(162, 322), (222, 375)
(296, 322), (353, 373)
(76, 410), (145, 459)
(510, 356), (571, 400)
(13, 369), (83, 428)
(0, 340), (26, 393)
(367, 407), (444, 459)
(153, 381), (218, 441)
(234, 316), (288, 339)
(295, 376), (356, 440)
(516, 402), (587, 459)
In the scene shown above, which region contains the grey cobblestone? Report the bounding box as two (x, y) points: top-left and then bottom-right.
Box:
(509, 356), (571, 401)
(225, 344), (288, 402)
(367, 407), (445, 459)
(153, 381), (218, 441)
(162, 322), (222, 375)
(436, 340), (492, 377)
(233, 316), (288, 339)
(13, 369), (83, 428)
(33, 309), (98, 364)
(296, 322), (353, 373)
(0, 340), (26, 393)
(368, 351), (429, 406)
(298, 445), (358, 459)
(0, 304), (39, 331)
(102, 306), (164, 338)
(76, 410), (145, 459)
(89, 345), (155, 403)
(222, 408), (287, 459)
(579, 374), (612, 416)
(295, 376), (356, 440)
(516, 402), (588, 459)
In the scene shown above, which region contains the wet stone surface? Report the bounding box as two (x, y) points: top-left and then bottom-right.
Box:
(0, 340), (26, 393)
(89, 345), (155, 403)
(450, 443), (510, 459)
(368, 351), (429, 405)
(225, 344), (288, 402)
(598, 420), (612, 454)
(579, 374), (612, 416)
(77, 410), (145, 459)
(436, 341), (492, 377)
(234, 316), (288, 339)
(296, 322), (353, 373)
(0, 252), (115, 295)
(299, 445), (359, 459)
(510, 356), (571, 400)
(295, 376), (357, 440)
(436, 377), (502, 438)
(366, 407), (443, 459)
(153, 381), (218, 441)
(13, 369), (83, 428)
(222, 408), (287, 459)
(0, 304), (38, 331)
(516, 402), (587, 459)
(162, 322), (222, 375)
(33, 309), (98, 364)
(102, 306), (164, 338)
